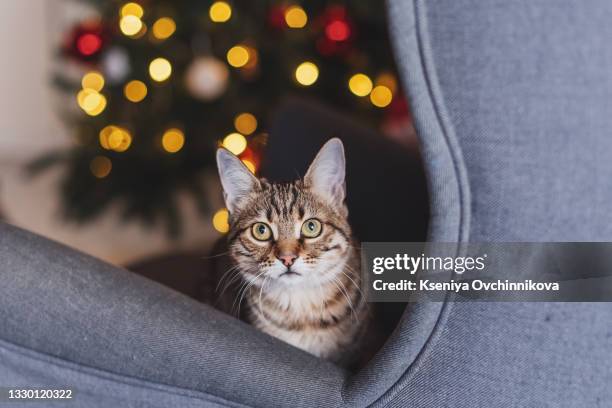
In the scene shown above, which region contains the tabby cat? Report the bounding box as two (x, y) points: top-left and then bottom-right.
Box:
(216, 138), (371, 364)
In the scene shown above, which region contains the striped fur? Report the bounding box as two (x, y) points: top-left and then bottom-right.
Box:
(217, 139), (371, 364)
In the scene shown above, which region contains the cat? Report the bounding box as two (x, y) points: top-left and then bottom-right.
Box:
(215, 138), (372, 365)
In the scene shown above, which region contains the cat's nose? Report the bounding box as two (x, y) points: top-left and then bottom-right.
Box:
(278, 254), (298, 267)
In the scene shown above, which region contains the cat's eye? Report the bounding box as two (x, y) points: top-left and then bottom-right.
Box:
(301, 218), (322, 238)
(251, 222), (272, 241)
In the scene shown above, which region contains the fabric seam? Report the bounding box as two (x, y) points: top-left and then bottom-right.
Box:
(370, 0), (471, 405)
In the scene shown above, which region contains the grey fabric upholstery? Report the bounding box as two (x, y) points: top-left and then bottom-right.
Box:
(383, 0), (612, 406)
(1, 0), (612, 407)
(0, 223), (346, 407)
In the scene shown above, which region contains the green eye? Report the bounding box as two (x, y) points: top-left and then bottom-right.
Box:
(301, 218), (322, 238)
(251, 222), (272, 241)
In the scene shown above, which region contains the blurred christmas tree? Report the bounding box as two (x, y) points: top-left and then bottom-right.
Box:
(33, 0), (405, 236)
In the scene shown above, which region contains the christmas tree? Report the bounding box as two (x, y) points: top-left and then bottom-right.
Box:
(34, 0), (404, 236)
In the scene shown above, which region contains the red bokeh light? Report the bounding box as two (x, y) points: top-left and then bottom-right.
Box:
(325, 20), (350, 42)
(267, 5), (288, 29)
(77, 33), (102, 56)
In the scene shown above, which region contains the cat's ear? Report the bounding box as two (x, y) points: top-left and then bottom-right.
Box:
(305, 138), (346, 206)
(216, 148), (259, 212)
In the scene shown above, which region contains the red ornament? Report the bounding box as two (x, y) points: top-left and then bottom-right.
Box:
(314, 5), (354, 57)
(64, 20), (105, 61)
(77, 33), (102, 56)
(325, 19), (350, 42)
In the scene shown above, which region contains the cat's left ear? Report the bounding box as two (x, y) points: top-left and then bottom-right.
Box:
(305, 138), (346, 206)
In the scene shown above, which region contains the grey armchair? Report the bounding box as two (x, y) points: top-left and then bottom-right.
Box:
(1, 1), (611, 407)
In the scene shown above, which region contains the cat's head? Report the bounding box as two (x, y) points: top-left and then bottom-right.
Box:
(216, 138), (353, 288)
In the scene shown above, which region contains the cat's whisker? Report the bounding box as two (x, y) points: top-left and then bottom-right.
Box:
(201, 251), (230, 260)
(219, 266), (246, 295)
(341, 266), (365, 300)
(234, 270), (267, 316)
(216, 264), (241, 293)
(231, 271), (257, 315)
(316, 281), (326, 319)
(257, 276), (273, 326)
(331, 276), (357, 321)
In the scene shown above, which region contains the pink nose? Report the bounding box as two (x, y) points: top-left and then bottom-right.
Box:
(278, 254), (298, 267)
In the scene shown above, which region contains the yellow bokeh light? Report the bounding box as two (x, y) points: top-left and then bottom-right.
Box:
(226, 46), (250, 68)
(152, 17), (176, 40)
(90, 156), (112, 178)
(370, 85), (393, 107)
(285, 6), (307, 28)
(295, 61), (319, 86)
(348, 73), (373, 97)
(77, 88), (93, 107)
(375, 72), (397, 94)
(99, 126), (113, 149)
(120, 15), (143, 36)
(222, 132), (247, 155)
(81, 71), (105, 91)
(234, 113), (257, 135)
(161, 128), (185, 153)
(77, 89), (106, 116)
(212, 208), (230, 233)
(99, 126), (132, 152)
(241, 159), (256, 174)
(209, 1), (232, 23)
(120, 2), (144, 18)
(86, 95), (107, 116)
(109, 128), (132, 152)
(149, 57), (172, 82)
(124, 80), (148, 102)
(82, 92), (102, 111)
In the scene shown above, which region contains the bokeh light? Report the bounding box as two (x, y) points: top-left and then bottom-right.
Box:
(99, 126), (132, 152)
(77, 88), (94, 107)
(348, 73), (372, 96)
(234, 113), (257, 135)
(212, 208), (230, 233)
(90, 156), (112, 178)
(222, 133), (247, 155)
(149, 58), (172, 81)
(226, 46), (250, 68)
(99, 126), (113, 149)
(124, 80), (147, 102)
(241, 159), (256, 174)
(295, 61), (319, 86)
(120, 2), (144, 18)
(370, 85), (393, 107)
(285, 6), (307, 28)
(375, 72), (397, 94)
(81, 71), (105, 91)
(109, 128), (132, 152)
(152, 17), (176, 40)
(77, 34), (102, 56)
(77, 89), (107, 116)
(161, 128), (185, 153)
(325, 20), (350, 41)
(120, 15), (143, 36)
(82, 92), (102, 111)
(209, 1), (232, 23)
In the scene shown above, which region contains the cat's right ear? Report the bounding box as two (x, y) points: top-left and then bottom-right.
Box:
(216, 148), (259, 212)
